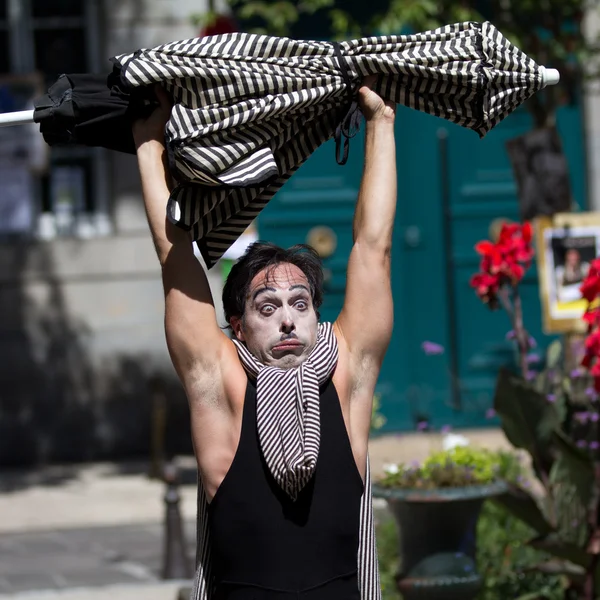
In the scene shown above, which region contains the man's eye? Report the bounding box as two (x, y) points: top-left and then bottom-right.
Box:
(261, 305), (275, 315)
(295, 301), (308, 310)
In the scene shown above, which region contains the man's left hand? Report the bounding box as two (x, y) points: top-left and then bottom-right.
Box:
(358, 76), (396, 123)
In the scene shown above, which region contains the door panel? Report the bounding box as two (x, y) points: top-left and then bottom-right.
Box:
(259, 99), (586, 432)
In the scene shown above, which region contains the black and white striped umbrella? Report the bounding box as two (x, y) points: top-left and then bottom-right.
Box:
(0, 21), (559, 267)
(111, 20), (558, 268)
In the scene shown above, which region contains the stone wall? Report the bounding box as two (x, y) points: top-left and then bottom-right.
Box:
(0, 0), (229, 466)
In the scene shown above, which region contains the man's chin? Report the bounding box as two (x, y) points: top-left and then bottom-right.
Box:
(270, 353), (306, 370)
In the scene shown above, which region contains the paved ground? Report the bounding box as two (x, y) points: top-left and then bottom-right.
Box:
(0, 429), (512, 599)
(0, 521), (195, 595)
(0, 582), (187, 600)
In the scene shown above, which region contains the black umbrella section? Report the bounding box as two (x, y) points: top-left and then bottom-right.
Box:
(33, 69), (156, 154)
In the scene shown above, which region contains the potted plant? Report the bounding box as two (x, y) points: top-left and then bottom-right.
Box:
(372, 445), (510, 600)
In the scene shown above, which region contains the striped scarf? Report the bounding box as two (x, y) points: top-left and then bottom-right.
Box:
(191, 322), (380, 600)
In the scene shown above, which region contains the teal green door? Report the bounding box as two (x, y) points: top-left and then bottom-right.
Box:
(259, 102), (586, 432)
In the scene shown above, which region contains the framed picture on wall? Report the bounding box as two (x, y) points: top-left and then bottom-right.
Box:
(535, 213), (600, 334)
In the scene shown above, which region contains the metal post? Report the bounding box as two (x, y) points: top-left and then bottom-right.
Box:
(149, 375), (167, 479)
(162, 462), (192, 580)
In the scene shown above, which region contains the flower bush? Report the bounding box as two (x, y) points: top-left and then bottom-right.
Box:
(377, 446), (508, 490)
(469, 221), (600, 599)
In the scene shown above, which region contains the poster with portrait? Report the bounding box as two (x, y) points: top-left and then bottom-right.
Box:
(535, 213), (600, 333)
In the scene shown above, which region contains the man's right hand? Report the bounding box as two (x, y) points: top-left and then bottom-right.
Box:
(132, 85), (173, 150)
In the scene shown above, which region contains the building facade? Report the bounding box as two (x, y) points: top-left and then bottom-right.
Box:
(0, 0), (228, 465)
(0, 0), (594, 465)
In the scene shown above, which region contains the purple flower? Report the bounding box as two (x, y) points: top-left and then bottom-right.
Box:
(590, 441), (600, 450)
(485, 408), (496, 419)
(506, 330), (516, 340)
(586, 387), (598, 402)
(570, 338), (585, 354)
(571, 368), (585, 379)
(526, 370), (537, 381)
(409, 460), (420, 469)
(526, 354), (541, 364)
(421, 341), (444, 355)
(591, 413), (600, 423)
(528, 336), (538, 349)
(546, 394), (557, 403)
(416, 420), (429, 431)
(440, 424), (452, 434)
(576, 440), (588, 449)
(575, 412), (591, 423)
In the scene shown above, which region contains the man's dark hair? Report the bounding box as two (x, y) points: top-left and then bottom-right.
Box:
(222, 241), (324, 324)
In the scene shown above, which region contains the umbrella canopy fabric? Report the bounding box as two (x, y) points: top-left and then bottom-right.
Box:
(32, 70), (156, 154)
(109, 20), (550, 268)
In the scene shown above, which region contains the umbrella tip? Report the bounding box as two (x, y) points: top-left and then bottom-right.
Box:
(541, 66), (560, 87)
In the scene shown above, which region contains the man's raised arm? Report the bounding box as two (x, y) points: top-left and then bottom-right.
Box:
(335, 78), (397, 375)
(132, 87), (229, 385)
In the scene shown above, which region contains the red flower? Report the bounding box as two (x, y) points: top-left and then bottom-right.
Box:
(581, 258), (600, 302)
(200, 14), (238, 37)
(470, 222), (534, 307)
(580, 259), (600, 390)
(583, 308), (600, 329)
(470, 272), (501, 307)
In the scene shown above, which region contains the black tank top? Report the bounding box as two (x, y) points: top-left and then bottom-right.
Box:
(207, 377), (363, 600)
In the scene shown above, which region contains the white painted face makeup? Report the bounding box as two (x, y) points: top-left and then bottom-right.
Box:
(232, 263), (319, 369)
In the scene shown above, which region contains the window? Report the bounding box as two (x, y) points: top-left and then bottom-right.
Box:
(0, 33), (8, 75)
(34, 28), (87, 83)
(0, 0), (111, 240)
(31, 0), (83, 18)
(0, 0), (8, 75)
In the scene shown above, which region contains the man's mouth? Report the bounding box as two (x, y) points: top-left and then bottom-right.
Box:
(273, 341), (303, 352)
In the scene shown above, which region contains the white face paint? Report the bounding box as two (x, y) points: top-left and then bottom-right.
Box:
(231, 263), (319, 369)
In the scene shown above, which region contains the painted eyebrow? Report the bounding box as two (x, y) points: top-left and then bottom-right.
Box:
(252, 284), (310, 301)
(252, 287), (277, 301)
(289, 284), (310, 293)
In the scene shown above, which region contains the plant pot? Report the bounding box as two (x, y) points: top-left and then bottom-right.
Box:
(373, 481), (507, 600)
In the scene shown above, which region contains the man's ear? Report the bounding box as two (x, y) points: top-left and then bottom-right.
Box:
(230, 316), (245, 342)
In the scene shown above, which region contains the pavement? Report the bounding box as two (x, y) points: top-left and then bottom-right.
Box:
(0, 429), (512, 600)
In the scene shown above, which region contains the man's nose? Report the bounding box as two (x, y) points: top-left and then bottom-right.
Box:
(280, 311), (295, 334)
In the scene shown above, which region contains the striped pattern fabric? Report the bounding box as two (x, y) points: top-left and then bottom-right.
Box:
(191, 322), (381, 600)
(112, 20), (543, 268)
(233, 322), (338, 499)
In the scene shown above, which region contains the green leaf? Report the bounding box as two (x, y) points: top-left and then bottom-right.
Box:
(494, 483), (554, 536)
(298, 0), (333, 13)
(550, 430), (595, 509)
(190, 10), (219, 27)
(493, 368), (560, 473)
(546, 340), (562, 370)
(529, 533), (591, 568)
(532, 559), (585, 581)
